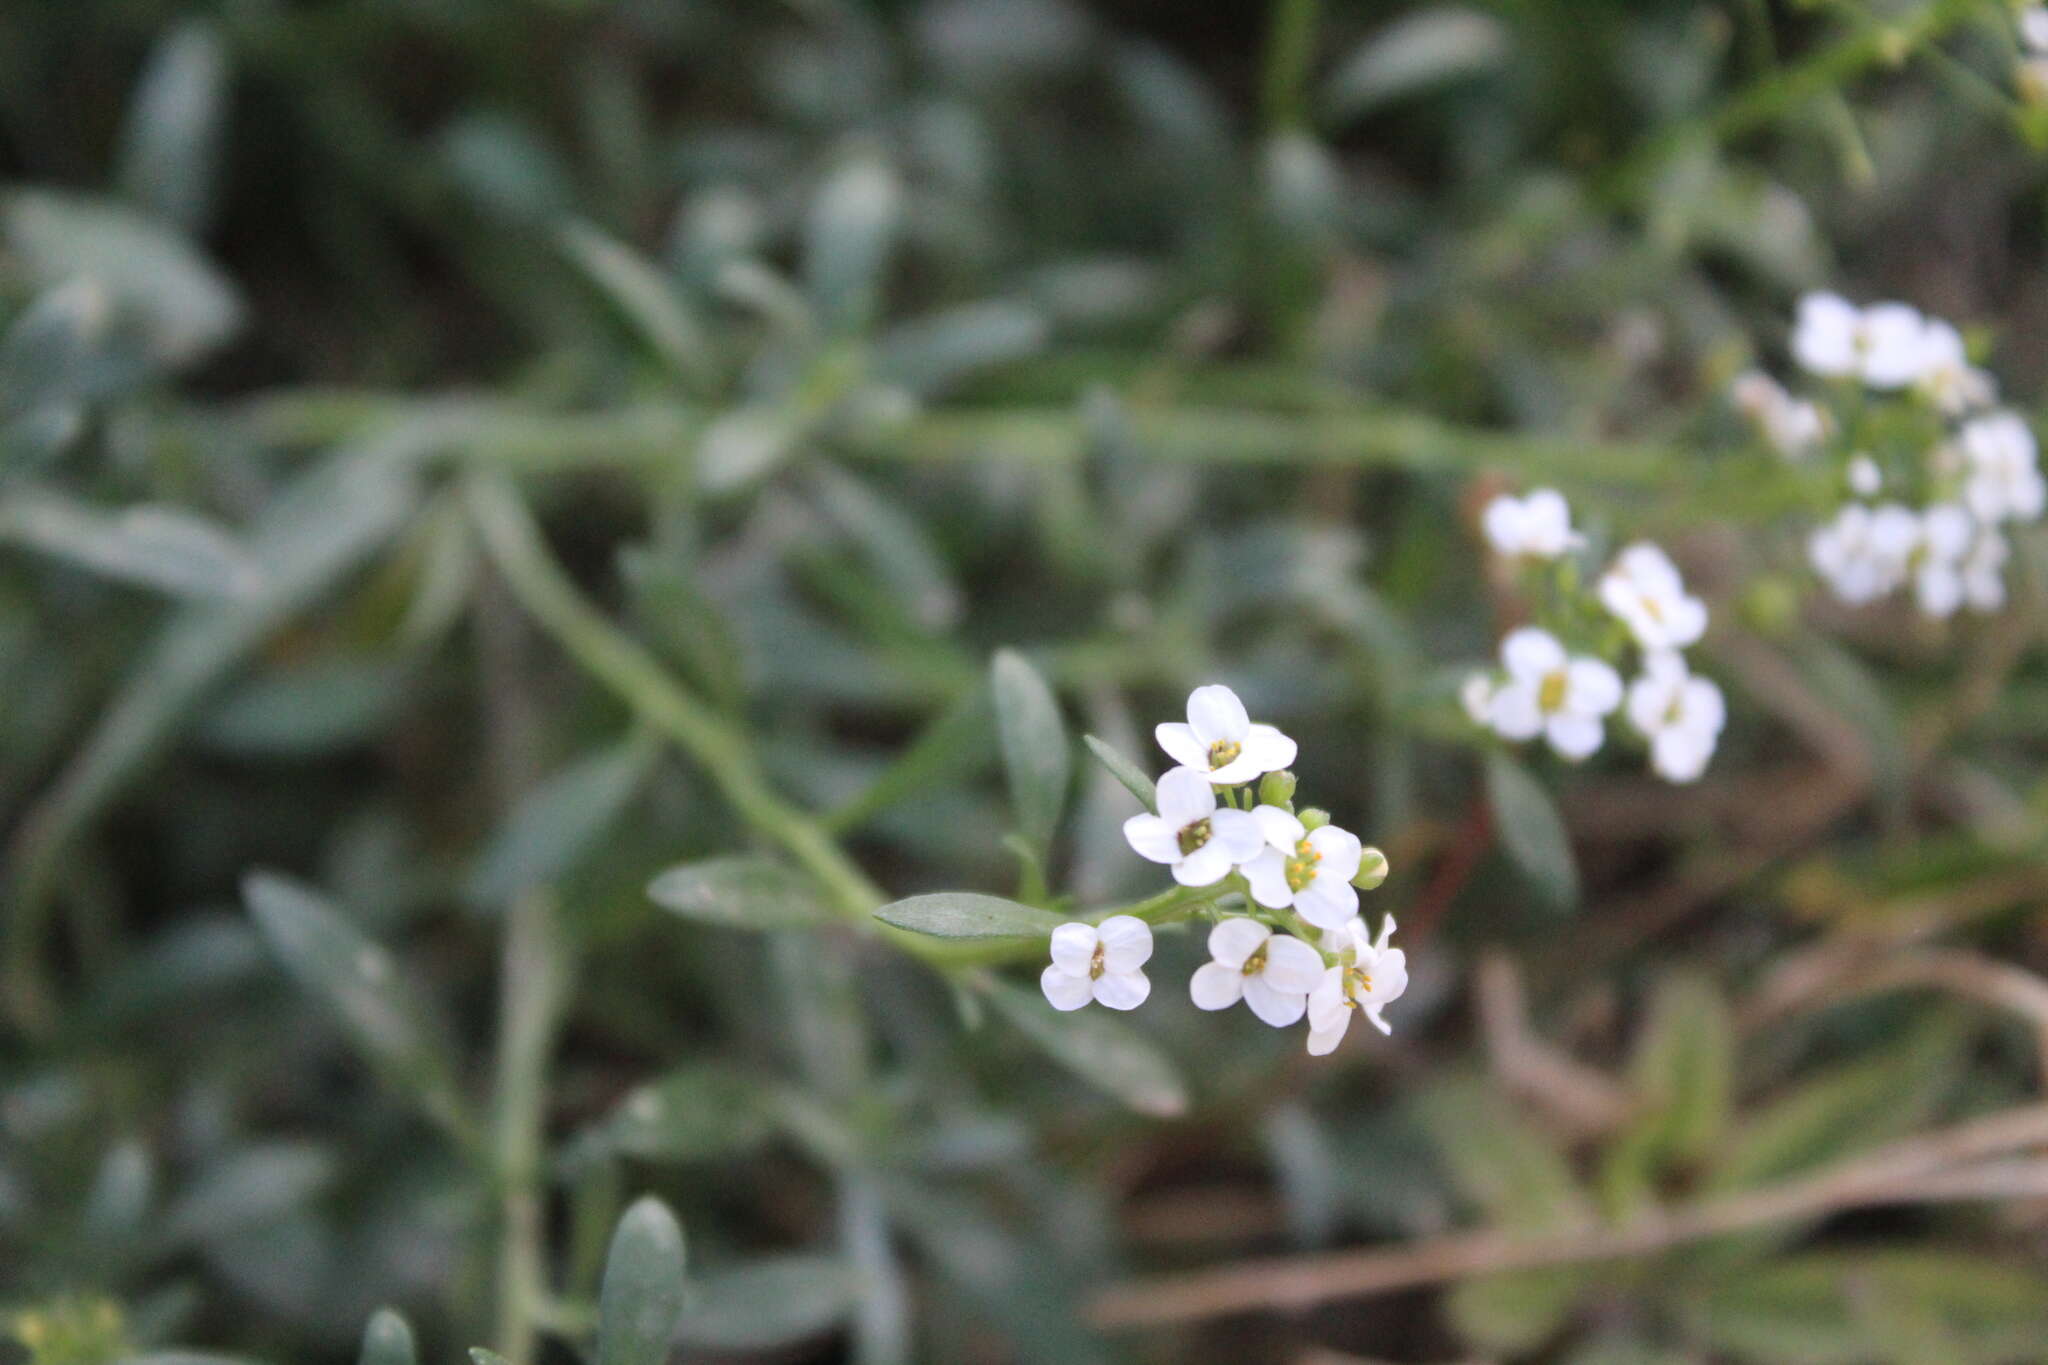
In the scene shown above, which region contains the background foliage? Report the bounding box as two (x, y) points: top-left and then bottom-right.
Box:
(6, 1), (2048, 1361)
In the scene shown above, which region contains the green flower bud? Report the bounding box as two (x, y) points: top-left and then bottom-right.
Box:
(1352, 846), (1389, 890)
(1298, 806), (1331, 831)
(1258, 770), (1297, 807)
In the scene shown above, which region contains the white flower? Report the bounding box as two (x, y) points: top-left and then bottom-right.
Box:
(1960, 412), (2046, 525)
(1597, 542), (1708, 651)
(1808, 503), (1918, 605)
(1242, 806), (1365, 929)
(1906, 502), (1976, 618)
(1963, 530), (2010, 612)
(1846, 455), (1883, 497)
(1626, 651), (1726, 784)
(1485, 627), (1623, 761)
(1731, 370), (1827, 458)
(2023, 5), (2048, 54)
(1040, 915), (1152, 1011)
(1306, 914), (1407, 1053)
(1459, 672), (1495, 725)
(1188, 918), (1326, 1027)
(1154, 684), (1298, 786)
(1481, 489), (1582, 559)
(1913, 320), (1996, 416)
(1123, 766), (1265, 887)
(1792, 293), (1926, 389)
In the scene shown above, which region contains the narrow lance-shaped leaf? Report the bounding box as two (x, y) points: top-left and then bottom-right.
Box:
(648, 857), (833, 931)
(1484, 750), (1579, 911)
(0, 490), (261, 600)
(991, 649), (1071, 851)
(558, 220), (713, 391)
(1083, 734), (1156, 812)
(467, 734), (657, 906)
(598, 1197), (687, 1365)
(674, 1255), (857, 1351)
(117, 20), (230, 232)
(981, 978), (1188, 1118)
(874, 893), (1067, 941)
(357, 1310), (417, 1365)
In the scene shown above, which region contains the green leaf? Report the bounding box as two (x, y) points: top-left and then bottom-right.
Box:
(558, 221), (713, 390)
(356, 1310), (417, 1365)
(647, 856), (833, 931)
(873, 893), (1067, 941)
(198, 657), (409, 756)
(162, 1144), (334, 1245)
(468, 1351), (513, 1365)
(467, 735), (657, 905)
(1413, 1076), (1591, 1229)
(826, 685), (991, 833)
(804, 153), (900, 333)
(117, 21), (229, 233)
(1485, 750), (1579, 910)
(242, 871), (468, 1136)
(981, 978), (1188, 1117)
(574, 1064), (776, 1165)
(0, 490), (261, 599)
(1324, 6), (1509, 120)
(991, 649), (1071, 850)
(872, 300), (1048, 397)
(1627, 972), (1734, 1167)
(1082, 734), (1156, 812)
(597, 1197), (688, 1365)
(676, 1254), (856, 1350)
(0, 280), (113, 427)
(1447, 1268), (1585, 1355)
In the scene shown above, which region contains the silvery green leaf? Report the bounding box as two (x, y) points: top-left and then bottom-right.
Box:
(873, 893), (1065, 941)
(356, 1310), (416, 1365)
(469, 1351), (513, 1365)
(647, 856), (834, 931)
(438, 114), (575, 225)
(578, 1064), (776, 1165)
(1324, 6), (1510, 120)
(676, 1255), (855, 1351)
(1484, 750), (1579, 911)
(990, 649), (1070, 850)
(809, 465), (961, 630)
(872, 301), (1047, 397)
(82, 1140), (155, 1245)
(0, 280), (115, 424)
(981, 979), (1187, 1117)
(163, 1144), (334, 1245)
(695, 406), (799, 493)
(198, 659), (409, 756)
(826, 685), (991, 833)
(0, 491), (261, 599)
(1081, 734), (1155, 813)
(804, 152), (899, 334)
(598, 1198), (687, 1365)
(558, 220), (713, 388)
(467, 736), (657, 905)
(117, 21), (229, 233)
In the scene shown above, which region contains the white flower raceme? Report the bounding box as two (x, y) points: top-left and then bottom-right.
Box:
(1188, 918), (1326, 1027)
(1481, 489), (1581, 559)
(1626, 651), (1726, 783)
(1731, 370), (1827, 458)
(1807, 502), (1917, 605)
(1040, 915), (1152, 1011)
(1243, 806), (1365, 930)
(1123, 766), (1264, 887)
(1913, 320), (1996, 416)
(1154, 684), (1297, 786)
(1485, 627), (1623, 761)
(1960, 412), (2046, 525)
(1598, 542), (1708, 651)
(1792, 293), (1926, 389)
(1963, 530), (2010, 612)
(1306, 914), (1407, 1054)
(1905, 502), (1976, 618)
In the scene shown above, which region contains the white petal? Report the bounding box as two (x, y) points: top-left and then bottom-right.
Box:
(1564, 659), (1623, 715)
(1307, 825), (1362, 881)
(1482, 495), (1528, 554)
(1122, 813), (1180, 864)
(1048, 922), (1098, 976)
(1092, 968), (1150, 1010)
(1501, 627), (1566, 681)
(1208, 807), (1267, 862)
(1243, 849), (1293, 908)
(1204, 753), (1268, 785)
(1154, 765), (1217, 827)
(1239, 724), (1297, 773)
(1793, 292), (1859, 376)
(1294, 876), (1359, 929)
(1260, 934), (1327, 994)
(1242, 975), (1308, 1028)
(1460, 673), (1496, 724)
(1208, 916), (1271, 968)
(1545, 712), (1604, 761)
(1041, 964), (1093, 1011)
(1682, 677), (1726, 734)
(1355, 947), (1408, 1005)
(1307, 967), (1348, 1032)
(1488, 683), (1544, 741)
(1251, 804), (1306, 851)
(1652, 727), (1713, 783)
(1320, 916), (1369, 956)
(1154, 722), (1207, 770)
(1521, 489), (1575, 555)
(1659, 595), (1708, 649)
(1095, 915), (1153, 972)
(1307, 1016), (1350, 1055)
(1173, 840), (1233, 887)
(1189, 961), (1244, 1010)
(1362, 1006), (1394, 1036)
(1186, 684), (1249, 746)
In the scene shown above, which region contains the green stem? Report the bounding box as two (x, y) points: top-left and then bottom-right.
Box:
(491, 889), (566, 1365)
(1262, 0), (1322, 134)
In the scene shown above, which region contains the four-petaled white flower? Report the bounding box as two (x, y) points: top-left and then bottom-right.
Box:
(1905, 502), (1976, 619)
(1482, 489), (1581, 560)
(1188, 919), (1326, 1027)
(1626, 651), (1727, 784)
(1486, 627), (1623, 761)
(1808, 502), (1918, 605)
(1307, 914), (1407, 1054)
(1243, 806), (1366, 929)
(1123, 765), (1264, 887)
(1040, 915), (1153, 1012)
(1960, 412), (2046, 526)
(1154, 684), (1297, 786)
(1598, 543), (1708, 651)
(1792, 293), (1927, 389)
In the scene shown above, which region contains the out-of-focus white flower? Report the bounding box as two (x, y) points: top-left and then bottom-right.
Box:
(1040, 915), (1152, 1011)
(1963, 530), (2011, 612)
(1808, 503), (1918, 605)
(1154, 684), (1298, 786)
(2025, 5), (2048, 53)
(1123, 766), (1265, 887)
(1243, 807), (1365, 930)
(1598, 543), (1708, 651)
(1188, 918), (1326, 1027)
(1626, 651), (1726, 783)
(1482, 489), (1582, 559)
(1960, 412), (2046, 525)
(1914, 320), (1996, 416)
(1792, 293), (1927, 389)
(1459, 672), (1495, 725)
(1906, 502), (1976, 618)
(1486, 627), (1623, 761)
(1732, 370), (1828, 458)
(1306, 913), (1407, 1053)
(1847, 455), (1883, 497)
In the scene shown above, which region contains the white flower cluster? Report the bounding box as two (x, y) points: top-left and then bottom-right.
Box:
(1465, 492), (1724, 783)
(1043, 685), (1405, 1055)
(1735, 293), (2038, 618)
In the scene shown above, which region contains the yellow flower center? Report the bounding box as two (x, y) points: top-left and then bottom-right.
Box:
(1284, 838), (1321, 892)
(1343, 965), (1373, 1004)
(1241, 945), (1268, 977)
(1088, 944), (1105, 981)
(1537, 670), (1568, 713)
(1177, 818), (1213, 856)
(1207, 738), (1242, 769)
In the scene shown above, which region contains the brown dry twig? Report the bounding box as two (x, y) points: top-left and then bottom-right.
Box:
(1474, 952), (1634, 1140)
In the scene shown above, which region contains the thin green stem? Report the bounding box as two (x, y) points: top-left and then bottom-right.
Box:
(1262, 0), (1323, 134)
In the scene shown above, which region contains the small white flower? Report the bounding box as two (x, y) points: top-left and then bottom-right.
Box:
(1123, 766), (1265, 887)
(1154, 684), (1298, 786)
(1906, 502), (1976, 618)
(1731, 370), (1827, 458)
(1306, 914), (1407, 1053)
(1486, 627), (1623, 761)
(2023, 5), (2048, 54)
(1808, 502), (1918, 605)
(1242, 806), (1366, 929)
(1040, 915), (1153, 1011)
(1481, 488), (1582, 560)
(1963, 530), (2010, 612)
(1188, 918), (1326, 1027)
(1792, 293), (1926, 389)
(1847, 455), (1883, 497)
(1459, 672), (1496, 725)
(1960, 412), (2046, 525)
(1597, 543), (1708, 651)
(1626, 651), (1727, 784)
(1913, 320), (1996, 416)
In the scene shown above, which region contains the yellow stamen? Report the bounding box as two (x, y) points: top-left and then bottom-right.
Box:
(1284, 837), (1322, 892)
(1538, 670), (1568, 713)
(1207, 738), (1242, 769)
